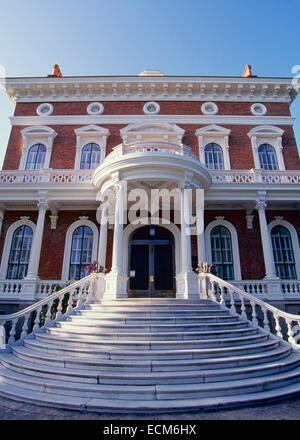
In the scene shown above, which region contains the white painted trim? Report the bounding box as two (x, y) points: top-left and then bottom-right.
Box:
(205, 218), (242, 280)
(196, 125), (231, 170)
(36, 103), (54, 116)
(251, 103), (267, 116)
(122, 222), (182, 277)
(268, 218), (300, 279)
(248, 125), (285, 171)
(19, 125), (57, 170)
(0, 219), (36, 280)
(10, 115), (296, 127)
(61, 219), (99, 281)
(143, 102), (160, 115)
(201, 102), (218, 115)
(87, 102), (104, 115)
(74, 125), (109, 170)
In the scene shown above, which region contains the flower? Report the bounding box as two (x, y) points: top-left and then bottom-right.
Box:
(85, 261), (107, 275)
(195, 262), (216, 274)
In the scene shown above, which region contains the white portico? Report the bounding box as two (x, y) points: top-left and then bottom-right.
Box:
(93, 122), (212, 299)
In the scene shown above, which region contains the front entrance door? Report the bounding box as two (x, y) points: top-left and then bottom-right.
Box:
(129, 226), (175, 298)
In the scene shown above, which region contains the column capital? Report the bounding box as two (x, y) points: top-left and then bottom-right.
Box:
(37, 191), (49, 211)
(255, 199), (267, 212)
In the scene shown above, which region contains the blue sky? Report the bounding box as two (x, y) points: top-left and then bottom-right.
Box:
(0, 0), (299, 167)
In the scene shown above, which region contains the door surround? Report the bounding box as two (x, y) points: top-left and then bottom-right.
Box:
(123, 222), (182, 285)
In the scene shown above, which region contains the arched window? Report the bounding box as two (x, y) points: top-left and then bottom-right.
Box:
(271, 225), (296, 279)
(258, 144), (278, 170)
(210, 225), (234, 280)
(7, 226), (33, 279)
(69, 226), (93, 280)
(25, 144), (47, 170)
(80, 143), (101, 169)
(204, 143), (224, 170)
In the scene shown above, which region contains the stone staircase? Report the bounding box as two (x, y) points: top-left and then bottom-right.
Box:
(0, 298), (300, 413)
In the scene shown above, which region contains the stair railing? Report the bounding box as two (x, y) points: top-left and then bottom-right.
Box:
(201, 273), (300, 348)
(0, 273), (105, 352)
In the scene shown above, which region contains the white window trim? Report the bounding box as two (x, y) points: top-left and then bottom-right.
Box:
(205, 218), (242, 280)
(251, 103), (267, 116)
(247, 125), (285, 171)
(201, 102), (218, 115)
(36, 103), (54, 116)
(0, 219), (36, 280)
(195, 125), (231, 170)
(19, 126), (57, 170)
(74, 125), (110, 170)
(61, 218), (99, 282)
(268, 218), (300, 279)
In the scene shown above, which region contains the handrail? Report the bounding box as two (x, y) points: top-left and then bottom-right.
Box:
(202, 273), (300, 347)
(0, 273), (104, 351)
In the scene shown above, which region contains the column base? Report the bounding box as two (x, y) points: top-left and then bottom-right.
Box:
(21, 278), (39, 299)
(103, 271), (128, 300)
(197, 273), (209, 300)
(176, 271), (199, 300)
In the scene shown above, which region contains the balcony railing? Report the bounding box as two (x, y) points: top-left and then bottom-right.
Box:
(107, 142), (199, 161)
(0, 169), (94, 184)
(1, 167), (300, 186)
(211, 169), (300, 184)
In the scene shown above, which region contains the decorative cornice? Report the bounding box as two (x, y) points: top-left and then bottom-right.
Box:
(5, 76), (296, 104)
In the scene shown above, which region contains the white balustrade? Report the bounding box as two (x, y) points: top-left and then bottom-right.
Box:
(201, 273), (300, 347)
(211, 169), (300, 184)
(0, 273), (105, 352)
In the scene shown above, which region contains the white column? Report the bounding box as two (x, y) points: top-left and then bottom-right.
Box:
(0, 209), (5, 238)
(181, 185), (193, 272)
(256, 198), (278, 280)
(104, 181), (128, 299)
(196, 201), (206, 264)
(26, 199), (48, 280)
(111, 181), (125, 273)
(176, 184), (199, 299)
(98, 205), (108, 269)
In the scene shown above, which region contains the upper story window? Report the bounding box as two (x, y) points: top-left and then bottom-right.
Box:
(195, 125), (231, 170)
(7, 225), (33, 279)
(204, 143), (224, 170)
(248, 125), (285, 171)
(74, 125), (109, 170)
(80, 143), (101, 169)
(25, 144), (47, 170)
(258, 144), (279, 170)
(20, 126), (57, 171)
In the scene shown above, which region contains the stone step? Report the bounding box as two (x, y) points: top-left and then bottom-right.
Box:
(76, 309), (230, 318)
(58, 320), (249, 332)
(87, 304), (221, 311)
(2, 352), (300, 386)
(1, 380), (300, 413)
(49, 326), (258, 341)
(1, 363), (300, 401)
(66, 315), (240, 325)
(23, 338), (280, 361)
(37, 331), (268, 350)
(11, 344), (292, 373)
(99, 299), (212, 305)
